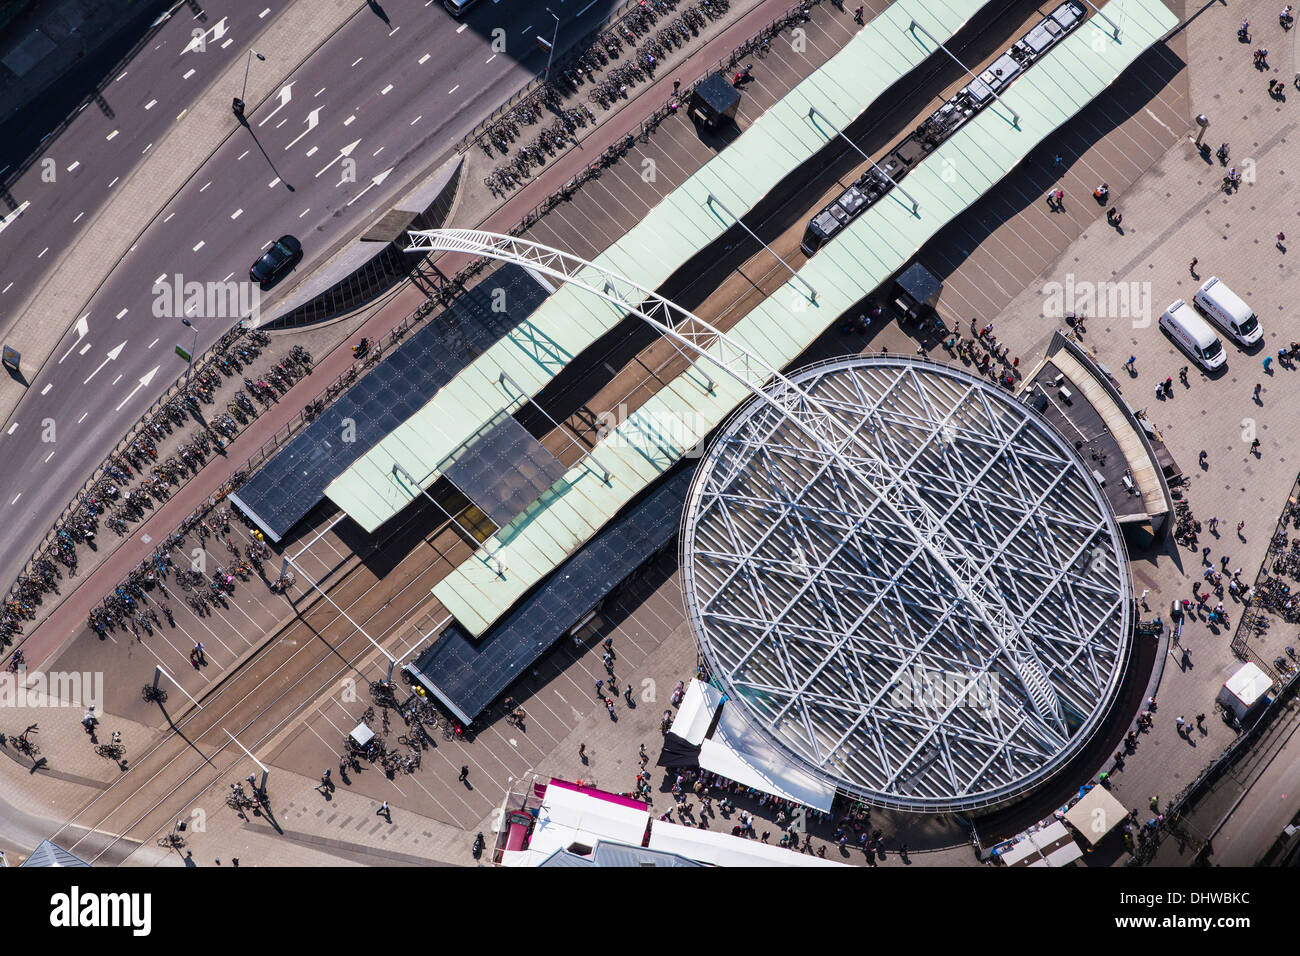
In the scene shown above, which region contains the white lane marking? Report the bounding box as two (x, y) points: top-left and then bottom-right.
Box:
(192, 241), (204, 251)
(344, 114), (356, 126)
(447, 84), (459, 94)
(389, 26), (399, 35)
(183, 68), (196, 79)
(154, 273), (166, 284)
(67, 161), (80, 172)
(315, 139), (361, 178)
(84, 342), (126, 384)
(485, 54), (497, 64)
(145, 99), (157, 110)
(10, 494), (19, 505)
(116, 366), (159, 411)
(111, 373), (122, 385)
(149, 338), (159, 348)
(578, 0), (599, 13)
(268, 177), (281, 188)
(259, 7), (271, 17)
(107, 177), (119, 188)
(222, 272), (234, 282)
(141, 143), (152, 154)
(1, 283), (11, 294)
(37, 247), (48, 258)
(163, 212), (175, 223)
(72, 211), (84, 223)
(237, 150), (249, 161)
(0, 200), (30, 234)
(351, 57), (364, 67)
(176, 109), (187, 121)
(79, 343), (93, 355)
(199, 181), (211, 192)
(115, 308), (128, 319)
(521, 24), (533, 34)
(5, 423), (16, 435)
(258, 85), (294, 127)
(345, 167), (393, 207)
(456, 23), (467, 33)
(419, 54), (430, 64)
(410, 115), (422, 126)
(380, 84), (394, 95)
(44, 451), (54, 463)
(182, 16), (228, 53)
(299, 208), (311, 218)
(372, 147), (384, 156)
(77, 412), (87, 423)
(106, 130), (119, 141)
(305, 146), (318, 157)
(117, 72), (128, 82)
(231, 208), (243, 219)
(284, 107), (321, 150)
(315, 87), (327, 97)
(41, 384), (52, 395)
(220, 38), (233, 49)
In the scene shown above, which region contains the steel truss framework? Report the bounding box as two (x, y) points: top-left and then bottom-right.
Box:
(404, 230), (1127, 804)
(683, 356), (1131, 812)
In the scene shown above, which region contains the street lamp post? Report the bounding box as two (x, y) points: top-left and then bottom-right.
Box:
(544, 9), (560, 80)
(233, 49), (265, 117)
(180, 318), (198, 391)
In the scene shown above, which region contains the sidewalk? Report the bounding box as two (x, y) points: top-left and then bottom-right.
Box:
(19, 0), (822, 673)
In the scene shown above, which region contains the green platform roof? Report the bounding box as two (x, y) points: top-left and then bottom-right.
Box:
(432, 0), (1179, 636)
(325, 0), (998, 533)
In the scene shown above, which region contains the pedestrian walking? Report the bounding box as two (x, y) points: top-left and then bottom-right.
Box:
(1140, 588), (1149, 609)
(1179, 365), (1189, 385)
(1054, 188), (1063, 207)
(1264, 355), (1274, 373)
(1053, 153), (1063, 167)
(606, 697), (616, 717)
(458, 765), (469, 782)
(320, 769), (332, 792)
(639, 743), (648, 764)
(1175, 716), (1187, 735)
(1196, 713), (1206, 728)
(595, 679), (603, 696)
(578, 742), (586, 760)
(1253, 383), (1262, 401)
(1125, 355), (1136, 371)
(1189, 257), (1198, 274)
(1202, 546), (1211, 565)
(1237, 520), (1246, 534)
(1278, 231), (1287, 249)
(853, 5), (864, 24)
(376, 801), (389, 817)
(1208, 516), (1219, 534)
(1150, 795), (1160, 811)
(1251, 438), (1262, 454)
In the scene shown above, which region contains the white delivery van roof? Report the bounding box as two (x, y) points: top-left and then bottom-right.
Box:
(1165, 300), (1218, 350)
(1196, 277), (1252, 322)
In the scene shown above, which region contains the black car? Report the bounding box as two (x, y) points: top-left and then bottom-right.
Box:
(250, 235), (302, 285)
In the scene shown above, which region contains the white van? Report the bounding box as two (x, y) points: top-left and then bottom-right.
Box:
(1192, 277), (1262, 346)
(1160, 299), (1226, 371)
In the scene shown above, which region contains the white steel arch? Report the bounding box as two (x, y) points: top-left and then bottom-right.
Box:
(406, 228), (1068, 743)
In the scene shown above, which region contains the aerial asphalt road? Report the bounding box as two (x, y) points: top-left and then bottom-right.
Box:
(0, 0), (625, 595)
(0, 0), (295, 324)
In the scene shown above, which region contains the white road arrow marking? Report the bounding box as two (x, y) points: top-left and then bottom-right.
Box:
(84, 341), (126, 384)
(257, 84), (294, 128)
(116, 365), (159, 411)
(345, 167), (394, 206)
(0, 200), (30, 235)
(59, 314), (90, 364)
(284, 108), (321, 150)
(181, 17), (229, 54)
(314, 138), (361, 178)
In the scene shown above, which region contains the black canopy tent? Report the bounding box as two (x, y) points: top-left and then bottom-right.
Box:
(689, 72), (741, 130)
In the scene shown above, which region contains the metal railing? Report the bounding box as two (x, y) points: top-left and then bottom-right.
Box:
(508, 0), (819, 235)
